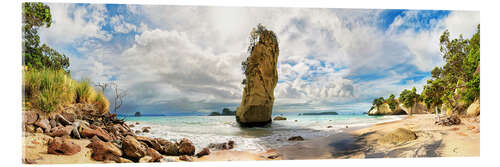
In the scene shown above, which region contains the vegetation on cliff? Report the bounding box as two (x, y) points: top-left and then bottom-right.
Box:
(22, 2), (109, 114)
(371, 25), (480, 115)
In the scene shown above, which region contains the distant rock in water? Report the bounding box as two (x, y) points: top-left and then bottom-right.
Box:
(273, 116), (287, 120)
(236, 25), (279, 127)
(208, 108), (236, 116)
(134, 112), (141, 117)
(302, 112), (338, 115)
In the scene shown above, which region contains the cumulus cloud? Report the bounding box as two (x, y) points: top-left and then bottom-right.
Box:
(38, 4), (480, 114)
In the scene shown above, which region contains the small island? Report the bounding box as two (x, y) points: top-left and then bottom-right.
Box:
(208, 108), (236, 116)
(134, 112), (141, 117)
(301, 112), (338, 115)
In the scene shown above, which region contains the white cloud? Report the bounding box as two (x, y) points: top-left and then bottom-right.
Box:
(110, 15), (137, 34)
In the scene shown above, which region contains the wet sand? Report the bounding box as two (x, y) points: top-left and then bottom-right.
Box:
(275, 114), (480, 159)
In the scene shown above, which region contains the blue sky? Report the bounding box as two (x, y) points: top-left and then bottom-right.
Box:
(38, 3), (479, 115)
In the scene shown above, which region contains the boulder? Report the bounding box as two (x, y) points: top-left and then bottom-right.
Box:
(56, 114), (72, 126)
(195, 147), (210, 158)
(263, 149), (280, 159)
(136, 136), (162, 152)
(155, 138), (168, 146)
(273, 116), (287, 121)
(142, 127), (151, 133)
(435, 116), (461, 126)
(25, 125), (35, 133)
(49, 119), (57, 128)
(208, 140), (234, 150)
(378, 128), (417, 145)
(35, 127), (43, 133)
(122, 135), (147, 160)
(118, 157), (134, 163)
(47, 137), (81, 155)
(179, 155), (193, 162)
(178, 138), (195, 155)
(466, 99), (480, 116)
(288, 136), (304, 141)
(86, 136), (123, 162)
(138, 156), (152, 163)
(49, 125), (73, 137)
(228, 140), (235, 149)
(35, 119), (51, 133)
(61, 112), (76, 122)
(80, 125), (112, 142)
(236, 27), (279, 127)
(163, 142), (179, 156)
(146, 148), (163, 162)
(23, 111), (38, 125)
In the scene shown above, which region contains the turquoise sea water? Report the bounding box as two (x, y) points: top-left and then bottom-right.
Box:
(121, 115), (404, 152)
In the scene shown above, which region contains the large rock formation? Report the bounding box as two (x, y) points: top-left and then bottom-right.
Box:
(368, 103), (406, 116)
(236, 27), (279, 127)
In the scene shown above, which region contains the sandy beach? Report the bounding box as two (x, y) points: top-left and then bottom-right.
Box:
(275, 114), (480, 159)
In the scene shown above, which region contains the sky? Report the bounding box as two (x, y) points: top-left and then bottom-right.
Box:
(38, 3), (479, 115)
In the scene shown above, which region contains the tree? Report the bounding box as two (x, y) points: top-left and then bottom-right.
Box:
(111, 83), (127, 114)
(386, 94), (397, 110)
(372, 97), (385, 108)
(399, 87), (419, 115)
(23, 2), (69, 72)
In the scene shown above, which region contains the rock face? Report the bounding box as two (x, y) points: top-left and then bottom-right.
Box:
(368, 103), (406, 116)
(236, 27), (279, 127)
(378, 128), (417, 145)
(466, 99), (480, 116)
(47, 137), (81, 155)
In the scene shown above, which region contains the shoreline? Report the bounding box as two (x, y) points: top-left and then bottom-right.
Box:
(274, 114), (480, 159)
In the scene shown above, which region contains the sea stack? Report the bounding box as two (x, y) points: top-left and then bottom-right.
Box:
(236, 25), (279, 127)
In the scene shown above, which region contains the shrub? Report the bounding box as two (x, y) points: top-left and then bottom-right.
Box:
(23, 68), (74, 112)
(92, 91), (110, 114)
(75, 79), (93, 103)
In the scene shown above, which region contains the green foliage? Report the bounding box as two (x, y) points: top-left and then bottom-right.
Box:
(209, 112), (220, 116)
(399, 87), (420, 114)
(23, 2), (69, 72)
(93, 91), (110, 114)
(75, 79), (92, 103)
(23, 68), (75, 113)
(386, 94), (397, 110)
(372, 97), (385, 108)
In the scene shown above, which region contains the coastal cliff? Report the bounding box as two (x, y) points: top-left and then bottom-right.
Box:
(236, 25), (279, 127)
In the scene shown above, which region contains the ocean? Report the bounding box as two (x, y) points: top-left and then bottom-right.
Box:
(121, 114), (404, 153)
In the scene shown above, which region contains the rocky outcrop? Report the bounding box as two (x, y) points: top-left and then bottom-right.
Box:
(378, 128), (417, 145)
(178, 138), (195, 155)
(86, 136), (123, 162)
(47, 137), (81, 155)
(122, 135), (147, 160)
(399, 102), (429, 115)
(466, 99), (480, 116)
(368, 103), (406, 116)
(236, 27), (279, 127)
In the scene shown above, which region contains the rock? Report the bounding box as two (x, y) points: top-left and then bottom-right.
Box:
(179, 155), (193, 162)
(208, 142), (228, 150)
(466, 99), (480, 116)
(25, 125), (35, 133)
(273, 116), (287, 121)
(195, 147), (210, 158)
(142, 127), (151, 133)
(163, 142), (179, 156)
(86, 136), (123, 162)
(236, 26), (279, 127)
(35, 127), (43, 133)
(178, 138), (195, 155)
(136, 122), (140, 125)
(35, 119), (51, 133)
(118, 157), (134, 163)
(122, 135), (147, 160)
(146, 148), (163, 162)
(56, 114), (72, 125)
(128, 124), (135, 128)
(49, 125), (73, 137)
(72, 122), (81, 139)
(288, 136), (304, 141)
(369, 103), (407, 116)
(378, 128), (417, 145)
(155, 138), (168, 146)
(61, 112), (76, 122)
(135, 130), (141, 134)
(80, 125), (112, 142)
(136, 136), (163, 152)
(135, 112), (141, 117)
(327, 126), (333, 128)
(435, 116), (461, 126)
(47, 137), (81, 155)
(23, 111), (38, 125)
(49, 119), (57, 128)
(263, 149), (280, 159)
(138, 156), (152, 163)
(228, 140), (235, 149)
(160, 157), (178, 162)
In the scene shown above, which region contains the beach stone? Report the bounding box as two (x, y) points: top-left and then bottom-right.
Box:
(123, 135), (147, 160)
(263, 149), (280, 159)
(128, 124), (135, 128)
(139, 156), (153, 163)
(81, 125), (112, 142)
(86, 136), (123, 162)
(327, 126), (333, 128)
(49, 125), (73, 137)
(155, 138), (168, 146)
(35, 119), (51, 132)
(466, 99), (480, 116)
(136, 136), (163, 152)
(72, 122), (81, 139)
(35, 127), (44, 133)
(142, 127), (151, 133)
(288, 136), (304, 141)
(136, 122), (140, 125)
(56, 114), (72, 126)
(179, 138), (195, 155)
(47, 137), (81, 155)
(119, 157), (134, 163)
(273, 116), (287, 120)
(163, 142), (179, 155)
(236, 26), (279, 127)
(228, 140), (235, 149)
(61, 112), (76, 122)
(179, 155), (193, 162)
(160, 157), (178, 162)
(23, 111), (38, 125)
(49, 119), (57, 128)
(378, 128), (417, 145)
(135, 130), (141, 134)
(195, 147), (210, 158)
(25, 125), (35, 133)
(208, 142), (228, 150)
(435, 116), (461, 126)
(146, 148), (163, 162)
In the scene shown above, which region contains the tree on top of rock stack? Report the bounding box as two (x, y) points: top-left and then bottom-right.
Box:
(236, 24), (279, 127)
